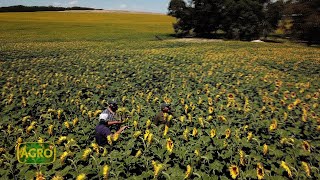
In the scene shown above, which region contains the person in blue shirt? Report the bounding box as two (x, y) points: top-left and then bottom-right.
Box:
(95, 101), (128, 146)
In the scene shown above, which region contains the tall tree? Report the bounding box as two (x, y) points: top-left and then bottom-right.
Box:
(191, 0), (224, 37)
(168, 0), (193, 36)
(168, 0), (272, 40)
(285, 0), (320, 44)
(222, 0), (266, 40)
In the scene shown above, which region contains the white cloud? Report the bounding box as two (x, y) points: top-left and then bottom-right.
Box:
(53, 2), (62, 6)
(120, 4), (128, 9)
(68, 0), (78, 6)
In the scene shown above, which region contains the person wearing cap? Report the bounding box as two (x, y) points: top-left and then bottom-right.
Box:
(153, 103), (174, 126)
(95, 101), (128, 146)
(99, 101), (123, 126)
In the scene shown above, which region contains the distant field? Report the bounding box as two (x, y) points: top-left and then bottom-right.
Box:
(0, 11), (174, 43)
(0, 12), (319, 179)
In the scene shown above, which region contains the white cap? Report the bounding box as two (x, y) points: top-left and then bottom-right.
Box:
(99, 113), (109, 121)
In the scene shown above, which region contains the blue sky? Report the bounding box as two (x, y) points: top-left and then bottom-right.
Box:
(0, 0), (171, 13)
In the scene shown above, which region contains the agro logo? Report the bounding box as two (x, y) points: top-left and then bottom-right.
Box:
(17, 142), (56, 164)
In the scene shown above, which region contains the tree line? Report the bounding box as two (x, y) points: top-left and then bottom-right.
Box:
(168, 0), (320, 44)
(0, 5), (101, 13)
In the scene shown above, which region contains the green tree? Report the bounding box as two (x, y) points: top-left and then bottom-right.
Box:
(285, 0), (320, 44)
(168, 0), (193, 36)
(191, 0), (224, 37)
(168, 0), (269, 40)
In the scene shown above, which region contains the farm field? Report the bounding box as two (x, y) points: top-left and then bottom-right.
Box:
(0, 12), (319, 179)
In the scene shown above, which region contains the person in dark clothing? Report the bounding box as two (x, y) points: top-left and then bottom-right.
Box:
(99, 101), (123, 126)
(153, 103), (174, 126)
(95, 101), (128, 146)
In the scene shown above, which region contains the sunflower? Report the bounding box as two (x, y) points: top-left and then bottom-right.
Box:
(275, 79), (282, 87)
(194, 149), (200, 156)
(183, 128), (189, 141)
(107, 135), (112, 145)
(287, 104), (294, 111)
(103, 165), (109, 179)
(133, 131), (142, 138)
(281, 161), (292, 178)
(152, 160), (163, 177)
(198, 117), (204, 127)
(36, 171), (45, 180)
(225, 128), (231, 139)
(302, 108), (308, 122)
(229, 165), (239, 179)
(247, 132), (253, 141)
(269, 119), (277, 131)
(166, 138), (174, 153)
(57, 109), (63, 120)
(187, 113), (192, 122)
(218, 115), (227, 122)
(198, 97), (203, 105)
(163, 125), (169, 136)
(239, 150), (245, 166)
(302, 141), (311, 152)
(60, 151), (69, 164)
(144, 130), (150, 140)
(82, 148), (92, 160)
(192, 128), (198, 137)
(283, 112), (288, 121)
(256, 163), (265, 180)
(147, 133), (153, 144)
(228, 93), (235, 100)
(208, 106), (214, 114)
(112, 133), (119, 141)
(210, 129), (216, 138)
(301, 162), (311, 177)
(184, 165), (192, 179)
(72, 117), (79, 126)
(135, 150), (142, 158)
(293, 98), (301, 106)
(146, 119), (151, 129)
(64, 121), (71, 129)
(208, 97), (213, 106)
(57, 136), (67, 145)
(48, 124), (54, 136)
(184, 104), (189, 114)
(133, 120), (138, 128)
(263, 144), (268, 155)
(180, 98), (185, 105)
(76, 173), (86, 180)
(52, 175), (64, 180)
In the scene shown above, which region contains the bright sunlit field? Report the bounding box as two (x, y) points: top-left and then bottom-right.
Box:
(0, 12), (319, 179)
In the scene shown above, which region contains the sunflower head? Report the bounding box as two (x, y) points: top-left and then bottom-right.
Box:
(184, 165), (192, 179)
(192, 128), (198, 137)
(225, 129), (231, 139)
(256, 163), (264, 180)
(302, 141), (311, 152)
(281, 161), (292, 178)
(263, 144), (268, 155)
(301, 161), (311, 177)
(103, 165), (109, 178)
(229, 165), (239, 179)
(166, 138), (174, 153)
(210, 129), (216, 138)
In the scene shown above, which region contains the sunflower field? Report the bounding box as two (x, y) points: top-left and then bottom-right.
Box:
(0, 12), (319, 180)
